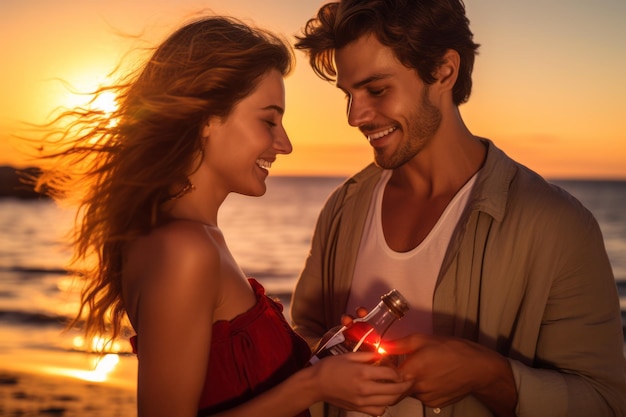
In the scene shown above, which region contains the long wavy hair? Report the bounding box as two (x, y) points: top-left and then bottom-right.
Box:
(296, 0), (479, 105)
(34, 15), (293, 349)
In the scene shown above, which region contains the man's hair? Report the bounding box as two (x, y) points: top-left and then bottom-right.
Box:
(295, 0), (480, 105)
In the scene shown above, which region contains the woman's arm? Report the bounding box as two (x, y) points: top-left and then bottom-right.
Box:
(132, 225), (221, 417)
(214, 352), (413, 417)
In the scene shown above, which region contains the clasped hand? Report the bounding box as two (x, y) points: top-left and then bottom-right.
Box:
(310, 351), (414, 416)
(342, 312), (517, 414)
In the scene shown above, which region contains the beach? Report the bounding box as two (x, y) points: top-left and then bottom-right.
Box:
(0, 334), (139, 416)
(0, 369), (135, 417)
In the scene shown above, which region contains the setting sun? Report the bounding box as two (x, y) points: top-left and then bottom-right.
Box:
(92, 91), (118, 115)
(78, 90), (120, 118)
(56, 75), (120, 118)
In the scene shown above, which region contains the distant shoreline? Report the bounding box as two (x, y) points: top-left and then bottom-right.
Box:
(0, 165), (46, 199)
(1, 163), (625, 200)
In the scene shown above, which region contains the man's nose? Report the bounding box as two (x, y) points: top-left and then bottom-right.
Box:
(347, 95), (373, 127)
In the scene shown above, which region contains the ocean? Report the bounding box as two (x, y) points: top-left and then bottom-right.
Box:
(0, 176), (625, 385)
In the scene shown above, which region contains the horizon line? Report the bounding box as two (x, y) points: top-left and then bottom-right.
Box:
(1, 163), (626, 182)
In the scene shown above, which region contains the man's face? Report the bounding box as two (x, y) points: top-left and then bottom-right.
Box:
(335, 34), (441, 169)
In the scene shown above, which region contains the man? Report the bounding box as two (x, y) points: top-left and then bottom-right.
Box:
(290, 1), (626, 416)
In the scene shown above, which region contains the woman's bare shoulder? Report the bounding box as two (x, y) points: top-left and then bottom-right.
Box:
(135, 220), (220, 256)
(125, 220), (223, 286)
(123, 221), (224, 328)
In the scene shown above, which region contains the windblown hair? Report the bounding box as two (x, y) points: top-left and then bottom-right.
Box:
(295, 0), (479, 105)
(34, 16), (293, 349)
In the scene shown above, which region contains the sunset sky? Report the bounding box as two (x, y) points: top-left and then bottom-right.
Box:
(1, 0), (625, 178)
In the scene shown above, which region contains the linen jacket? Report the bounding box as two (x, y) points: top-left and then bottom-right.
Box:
(290, 139), (626, 417)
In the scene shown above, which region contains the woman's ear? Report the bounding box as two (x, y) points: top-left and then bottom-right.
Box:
(201, 121), (211, 139)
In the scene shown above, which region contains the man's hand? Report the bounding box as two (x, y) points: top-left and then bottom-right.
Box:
(340, 306), (369, 326)
(382, 334), (518, 416)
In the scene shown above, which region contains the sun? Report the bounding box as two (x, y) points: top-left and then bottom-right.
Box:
(58, 74), (121, 135)
(91, 90), (119, 115)
(48, 73), (121, 147)
(54, 65), (120, 118)
(61, 86), (119, 117)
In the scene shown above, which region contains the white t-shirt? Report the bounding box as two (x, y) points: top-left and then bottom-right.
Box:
(345, 169), (477, 417)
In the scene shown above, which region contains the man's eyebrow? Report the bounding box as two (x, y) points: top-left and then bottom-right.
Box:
(337, 73), (391, 91)
(261, 104), (285, 115)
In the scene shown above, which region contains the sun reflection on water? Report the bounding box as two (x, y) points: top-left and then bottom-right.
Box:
(59, 353), (120, 382)
(40, 335), (127, 383)
(72, 335), (123, 353)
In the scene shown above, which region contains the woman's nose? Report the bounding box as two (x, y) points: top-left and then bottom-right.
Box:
(274, 127), (292, 155)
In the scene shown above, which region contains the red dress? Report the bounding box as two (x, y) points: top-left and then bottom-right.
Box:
(131, 279), (312, 417)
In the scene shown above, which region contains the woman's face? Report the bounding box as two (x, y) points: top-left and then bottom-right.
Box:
(202, 69), (292, 197)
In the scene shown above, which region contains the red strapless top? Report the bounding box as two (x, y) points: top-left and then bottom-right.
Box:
(130, 278), (311, 417)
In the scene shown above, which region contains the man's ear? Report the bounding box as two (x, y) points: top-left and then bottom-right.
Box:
(436, 49), (460, 89)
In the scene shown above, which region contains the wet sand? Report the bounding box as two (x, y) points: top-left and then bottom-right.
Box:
(0, 369), (136, 417)
(0, 345), (138, 417)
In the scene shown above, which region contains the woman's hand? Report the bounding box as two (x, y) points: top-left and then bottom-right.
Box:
(309, 351), (414, 416)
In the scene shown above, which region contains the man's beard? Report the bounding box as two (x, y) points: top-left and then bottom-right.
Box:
(375, 87), (442, 169)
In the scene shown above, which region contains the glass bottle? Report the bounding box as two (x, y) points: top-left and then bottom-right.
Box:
(309, 289), (409, 364)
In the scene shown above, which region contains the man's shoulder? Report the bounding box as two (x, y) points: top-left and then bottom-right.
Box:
(508, 165), (595, 227)
(480, 140), (593, 225)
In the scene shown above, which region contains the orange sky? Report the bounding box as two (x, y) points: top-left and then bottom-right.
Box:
(1, 0), (625, 179)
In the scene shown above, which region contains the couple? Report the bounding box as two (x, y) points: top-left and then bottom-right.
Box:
(34, 1), (626, 416)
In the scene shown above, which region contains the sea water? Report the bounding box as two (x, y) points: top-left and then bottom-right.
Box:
(0, 177), (624, 378)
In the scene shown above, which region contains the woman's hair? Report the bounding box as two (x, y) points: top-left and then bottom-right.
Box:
(34, 15), (293, 349)
(295, 0), (479, 105)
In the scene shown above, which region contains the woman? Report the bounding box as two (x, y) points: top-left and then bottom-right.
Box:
(34, 15), (412, 417)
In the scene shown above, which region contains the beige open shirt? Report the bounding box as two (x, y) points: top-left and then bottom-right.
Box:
(291, 139), (626, 417)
